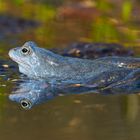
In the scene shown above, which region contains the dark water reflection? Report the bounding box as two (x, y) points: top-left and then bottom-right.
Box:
(0, 0), (140, 140)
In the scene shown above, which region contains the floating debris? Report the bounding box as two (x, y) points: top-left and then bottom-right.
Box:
(2, 64), (9, 68)
(73, 99), (81, 104)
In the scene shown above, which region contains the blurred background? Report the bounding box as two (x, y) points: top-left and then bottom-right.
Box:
(1, 0), (140, 54)
(0, 0), (140, 140)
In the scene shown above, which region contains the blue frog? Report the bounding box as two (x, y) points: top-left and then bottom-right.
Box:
(8, 41), (140, 90)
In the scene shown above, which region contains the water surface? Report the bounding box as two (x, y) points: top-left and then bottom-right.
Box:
(0, 0), (140, 140)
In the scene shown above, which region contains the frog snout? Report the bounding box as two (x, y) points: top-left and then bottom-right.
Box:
(9, 48), (15, 57)
(8, 48), (19, 60)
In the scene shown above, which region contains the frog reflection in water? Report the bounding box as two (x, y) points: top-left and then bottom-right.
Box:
(9, 41), (140, 92)
(9, 71), (140, 109)
(9, 79), (98, 109)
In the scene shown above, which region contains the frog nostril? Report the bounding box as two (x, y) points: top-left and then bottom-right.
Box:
(10, 48), (16, 53)
(9, 48), (17, 53)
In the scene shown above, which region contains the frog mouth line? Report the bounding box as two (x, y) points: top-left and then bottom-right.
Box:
(9, 56), (31, 69)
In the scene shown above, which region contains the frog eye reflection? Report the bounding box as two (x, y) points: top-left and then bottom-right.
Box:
(21, 47), (31, 55)
(20, 99), (32, 110)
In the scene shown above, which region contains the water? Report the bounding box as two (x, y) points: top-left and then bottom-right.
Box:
(1, 94), (140, 140)
(0, 0), (140, 140)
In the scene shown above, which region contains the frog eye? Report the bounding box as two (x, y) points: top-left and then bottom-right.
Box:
(21, 47), (31, 55)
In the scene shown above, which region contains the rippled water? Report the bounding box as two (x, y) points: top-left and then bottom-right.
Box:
(0, 0), (140, 140)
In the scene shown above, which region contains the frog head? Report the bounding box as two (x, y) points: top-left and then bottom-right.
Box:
(9, 41), (62, 79)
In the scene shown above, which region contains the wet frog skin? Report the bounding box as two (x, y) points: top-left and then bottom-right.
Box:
(8, 41), (140, 90)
